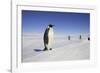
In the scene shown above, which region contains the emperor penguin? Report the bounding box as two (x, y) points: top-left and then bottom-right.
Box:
(43, 24), (54, 51)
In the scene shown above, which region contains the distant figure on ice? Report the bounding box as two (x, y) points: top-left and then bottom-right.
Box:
(68, 35), (70, 40)
(43, 24), (54, 51)
(88, 37), (90, 41)
(79, 35), (82, 40)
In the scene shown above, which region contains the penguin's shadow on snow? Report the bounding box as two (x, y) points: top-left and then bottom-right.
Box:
(34, 49), (43, 52)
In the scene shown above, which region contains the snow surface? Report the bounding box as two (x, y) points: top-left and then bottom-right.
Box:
(22, 34), (90, 63)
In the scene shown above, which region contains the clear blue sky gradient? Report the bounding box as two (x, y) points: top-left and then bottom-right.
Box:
(22, 10), (90, 34)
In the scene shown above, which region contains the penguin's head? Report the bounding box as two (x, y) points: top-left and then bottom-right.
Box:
(48, 24), (54, 28)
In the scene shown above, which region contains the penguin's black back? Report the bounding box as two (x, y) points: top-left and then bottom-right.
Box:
(43, 28), (50, 45)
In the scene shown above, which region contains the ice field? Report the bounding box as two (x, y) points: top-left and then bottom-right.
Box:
(22, 34), (90, 63)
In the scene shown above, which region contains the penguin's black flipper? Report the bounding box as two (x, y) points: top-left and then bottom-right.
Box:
(43, 28), (49, 45)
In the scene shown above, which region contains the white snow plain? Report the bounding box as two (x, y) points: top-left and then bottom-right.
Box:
(22, 34), (90, 63)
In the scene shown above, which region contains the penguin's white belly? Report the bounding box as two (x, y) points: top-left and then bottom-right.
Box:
(48, 28), (54, 48)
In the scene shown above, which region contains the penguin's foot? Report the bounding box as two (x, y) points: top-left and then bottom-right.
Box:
(49, 48), (52, 50)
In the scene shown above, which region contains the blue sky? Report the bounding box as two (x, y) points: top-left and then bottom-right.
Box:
(22, 10), (90, 35)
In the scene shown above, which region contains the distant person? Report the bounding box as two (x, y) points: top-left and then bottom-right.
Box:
(79, 35), (82, 40)
(88, 37), (90, 41)
(43, 24), (54, 51)
(68, 35), (70, 40)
